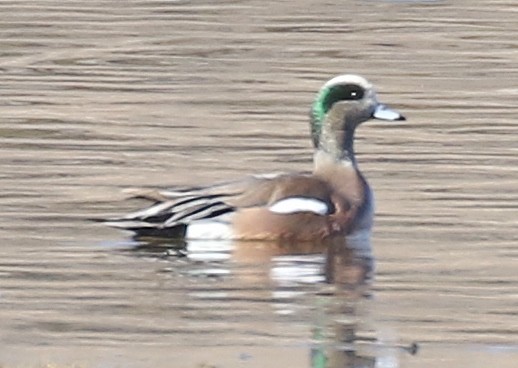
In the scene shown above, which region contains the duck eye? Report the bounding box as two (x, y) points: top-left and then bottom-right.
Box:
(342, 84), (364, 100)
(323, 84), (365, 112)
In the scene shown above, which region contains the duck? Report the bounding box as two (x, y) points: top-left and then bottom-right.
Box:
(104, 74), (405, 251)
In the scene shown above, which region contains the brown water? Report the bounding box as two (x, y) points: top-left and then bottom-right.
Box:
(1, 0), (517, 367)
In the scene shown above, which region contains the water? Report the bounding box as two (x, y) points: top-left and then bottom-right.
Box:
(1, 0), (517, 367)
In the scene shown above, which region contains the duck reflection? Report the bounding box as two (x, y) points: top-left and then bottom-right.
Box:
(232, 238), (381, 368)
(127, 235), (372, 287)
(127, 236), (411, 368)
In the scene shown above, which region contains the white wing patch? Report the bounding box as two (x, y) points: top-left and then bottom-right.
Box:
(268, 197), (329, 215)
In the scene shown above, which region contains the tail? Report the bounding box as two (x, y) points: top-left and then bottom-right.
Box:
(94, 193), (235, 239)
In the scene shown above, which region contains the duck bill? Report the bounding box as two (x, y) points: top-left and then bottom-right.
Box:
(373, 104), (406, 121)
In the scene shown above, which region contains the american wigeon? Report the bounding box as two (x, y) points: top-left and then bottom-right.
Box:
(105, 74), (405, 250)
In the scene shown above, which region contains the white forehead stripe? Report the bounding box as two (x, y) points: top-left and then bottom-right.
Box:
(268, 197), (329, 215)
(323, 74), (372, 90)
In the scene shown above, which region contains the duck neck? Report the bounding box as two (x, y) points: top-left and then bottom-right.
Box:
(318, 123), (357, 166)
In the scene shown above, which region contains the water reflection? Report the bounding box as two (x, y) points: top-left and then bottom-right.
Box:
(125, 236), (416, 367)
(127, 236), (372, 286)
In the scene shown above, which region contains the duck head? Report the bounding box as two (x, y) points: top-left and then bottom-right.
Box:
(310, 74), (405, 163)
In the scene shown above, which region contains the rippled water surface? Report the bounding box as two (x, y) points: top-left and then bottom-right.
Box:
(1, 1), (517, 367)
